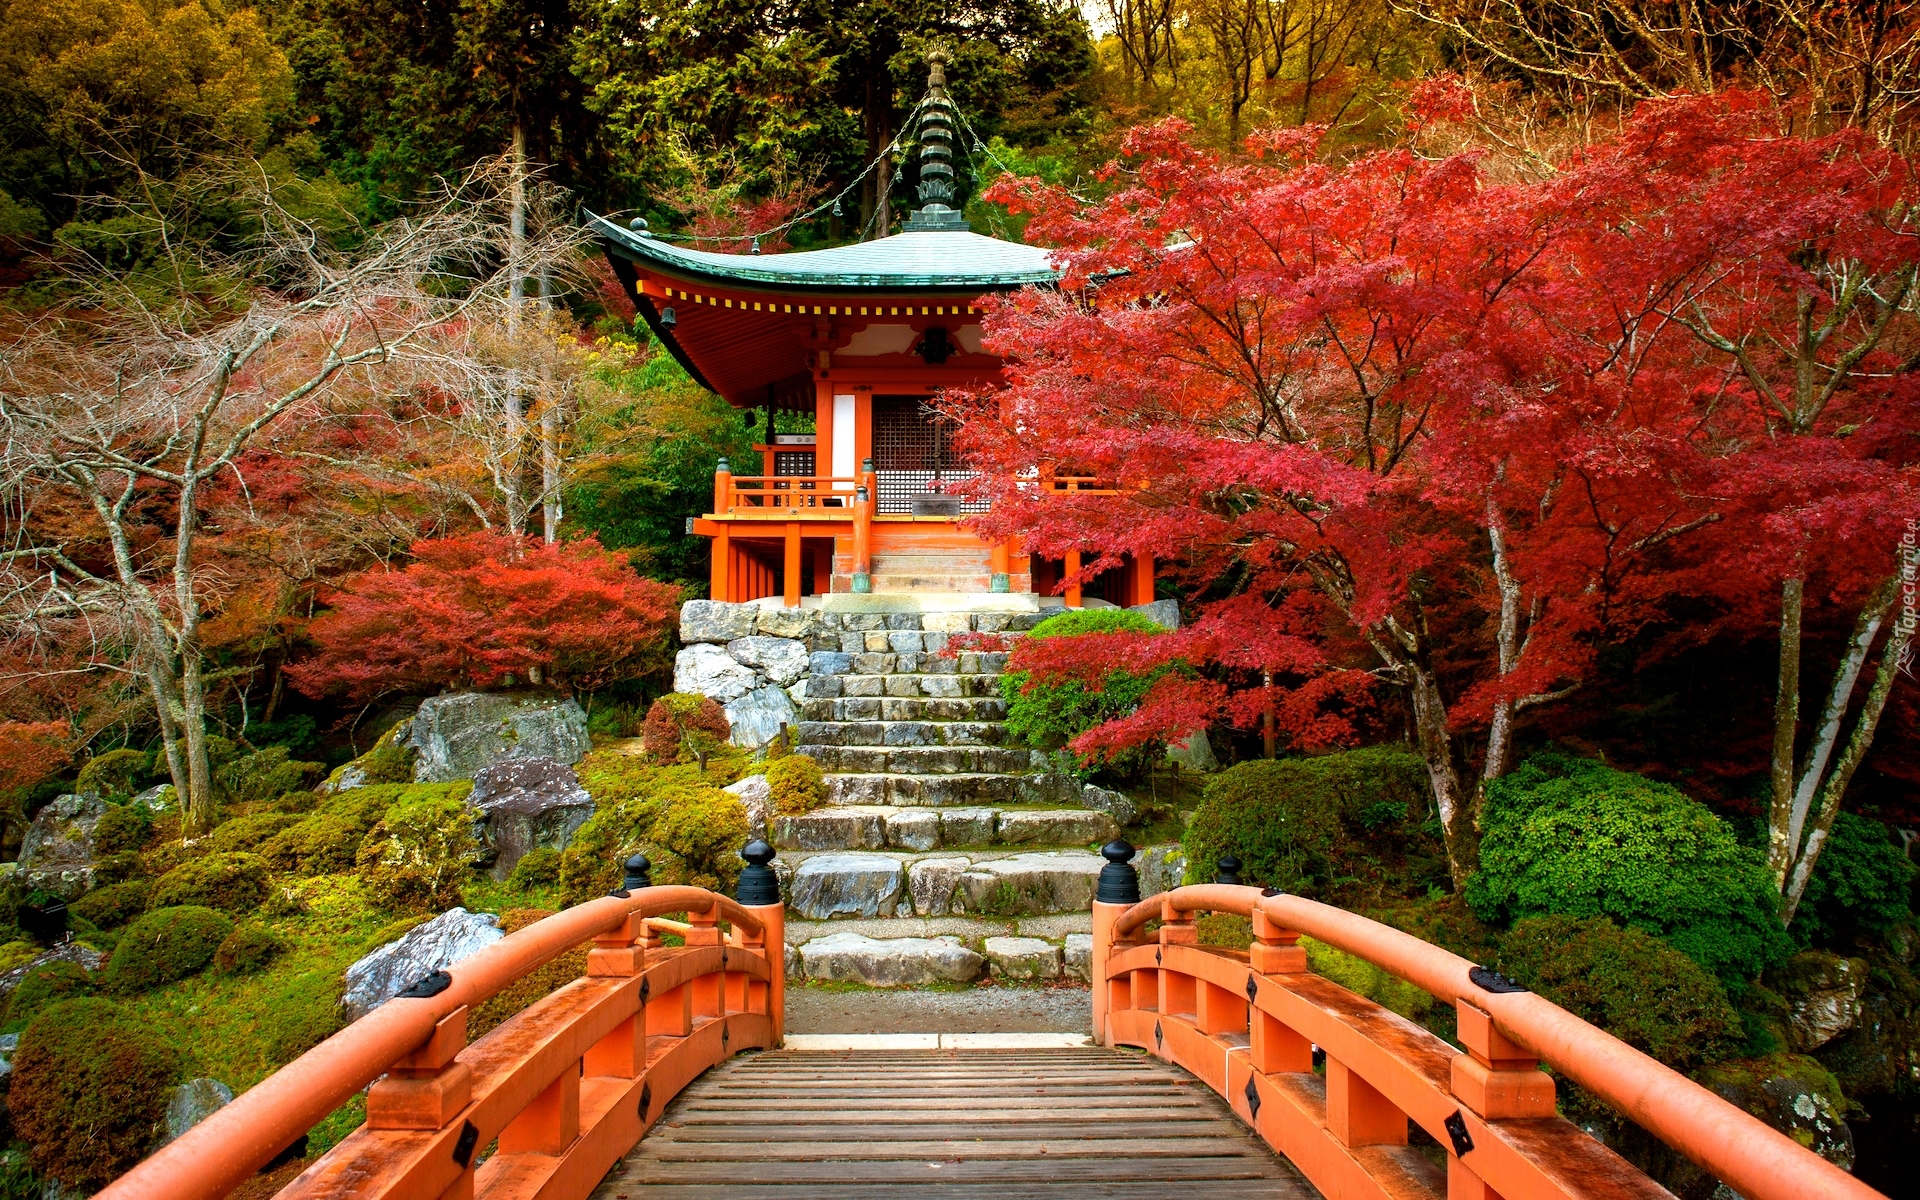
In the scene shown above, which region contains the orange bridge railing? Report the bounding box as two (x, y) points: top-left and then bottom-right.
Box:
(99, 849), (785, 1200)
(1089, 845), (1883, 1200)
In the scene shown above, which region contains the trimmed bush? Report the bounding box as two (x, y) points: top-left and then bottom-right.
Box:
(11, 998), (181, 1189)
(208, 812), (302, 855)
(356, 792), (481, 911)
(650, 787), (751, 891)
(1001, 608), (1168, 779)
(258, 784), (456, 876)
(1468, 754), (1793, 983)
(1182, 747), (1439, 898)
(766, 754), (826, 816)
(507, 846), (562, 891)
(3, 962), (96, 1031)
(559, 759), (751, 902)
(642, 694), (731, 765)
(149, 852), (271, 915)
(73, 749), (150, 799)
(218, 746), (326, 805)
(70, 880), (150, 929)
(1496, 914), (1742, 1073)
(1792, 812), (1916, 947)
(92, 802), (154, 855)
(214, 922), (289, 975)
(105, 906), (233, 992)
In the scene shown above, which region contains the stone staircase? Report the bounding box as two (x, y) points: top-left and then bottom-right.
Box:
(774, 602), (1132, 987)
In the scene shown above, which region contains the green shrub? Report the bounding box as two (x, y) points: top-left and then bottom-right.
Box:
(559, 760), (752, 902)
(1182, 747), (1438, 897)
(244, 714), (321, 756)
(356, 792), (481, 911)
(641, 693), (731, 765)
(10, 998), (182, 1189)
(207, 811), (301, 855)
(766, 754), (826, 815)
(92, 802), (154, 855)
(213, 922), (288, 975)
(1792, 812), (1916, 947)
(217, 746), (326, 805)
(258, 784), (454, 875)
(1303, 936), (1435, 1021)
(507, 846), (562, 891)
(105, 906), (234, 992)
(148, 852), (270, 915)
(1497, 914), (1742, 1071)
(70, 880), (150, 929)
(1468, 754), (1792, 984)
(1001, 608), (1167, 780)
(3, 962), (96, 1032)
(73, 749), (150, 799)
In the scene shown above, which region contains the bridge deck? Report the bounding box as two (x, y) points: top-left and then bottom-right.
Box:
(591, 1047), (1319, 1199)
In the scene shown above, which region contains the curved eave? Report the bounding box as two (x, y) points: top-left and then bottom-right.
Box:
(588, 212), (1061, 293)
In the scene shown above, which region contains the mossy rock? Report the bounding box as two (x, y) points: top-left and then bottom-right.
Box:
(207, 812), (302, 855)
(149, 852), (271, 915)
(93, 803), (155, 855)
(507, 846), (562, 891)
(218, 746), (327, 806)
(70, 879), (151, 930)
(11, 997), (182, 1189)
(105, 906), (234, 993)
(74, 749), (151, 799)
(3, 961), (96, 1032)
(214, 922), (289, 975)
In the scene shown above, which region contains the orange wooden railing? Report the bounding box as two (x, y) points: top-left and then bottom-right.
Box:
(99, 859), (785, 1200)
(713, 460), (857, 514)
(1090, 848), (1884, 1200)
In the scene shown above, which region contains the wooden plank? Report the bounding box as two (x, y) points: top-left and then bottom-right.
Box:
(609, 1185), (1306, 1199)
(650, 1121), (1252, 1142)
(613, 1158), (1297, 1184)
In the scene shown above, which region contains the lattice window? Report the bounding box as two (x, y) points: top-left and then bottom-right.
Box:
(773, 451), (815, 477)
(871, 396), (989, 513)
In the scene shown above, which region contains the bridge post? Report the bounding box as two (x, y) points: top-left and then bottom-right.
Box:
(1092, 840), (1140, 1046)
(736, 839), (786, 1047)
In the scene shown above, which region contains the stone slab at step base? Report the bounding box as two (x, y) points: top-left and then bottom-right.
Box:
(789, 930), (1094, 987)
(773, 805), (1117, 852)
(785, 849), (1105, 919)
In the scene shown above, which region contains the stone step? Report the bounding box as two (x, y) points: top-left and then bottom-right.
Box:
(792, 931), (1095, 985)
(810, 651), (1013, 676)
(802, 695), (1008, 723)
(779, 849), (1107, 920)
(816, 609), (1049, 634)
(797, 719), (1007, 748)
(805, 669), (1003, 700)
(773, 805), (1118, 853)
(826, 772), (1028, 807)
(800, 744), (1041, 775)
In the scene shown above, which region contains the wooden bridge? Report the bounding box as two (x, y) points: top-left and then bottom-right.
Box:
(99, 842), (1883, 1200)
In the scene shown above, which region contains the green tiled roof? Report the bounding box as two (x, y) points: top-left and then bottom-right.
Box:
(588, 212), (1060, 292)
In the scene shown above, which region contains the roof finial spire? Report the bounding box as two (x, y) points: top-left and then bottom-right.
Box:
(904, 47), (969, 232)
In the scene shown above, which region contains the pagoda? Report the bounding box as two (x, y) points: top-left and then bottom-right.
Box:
(591, 53), (1154, 610)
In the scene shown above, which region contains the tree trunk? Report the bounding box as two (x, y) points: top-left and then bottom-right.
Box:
(503, 124), (528, 535)
(863, 68), (893, 241)
(539, 268), (561, 544)
(1766, 574), (1805, 889)
(1407, 658), (1475, 887)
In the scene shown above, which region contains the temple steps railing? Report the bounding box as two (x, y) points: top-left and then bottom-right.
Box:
(1090, 853), (1884, 1200)
(97, 852), (785, 1200)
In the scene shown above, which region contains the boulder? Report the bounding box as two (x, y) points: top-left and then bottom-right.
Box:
(1774, 951), (1870, 1052)
(985, 936), (1062, 981)
(159, 1078), (233, 1148)
(0, 944), (103, 1003)
(907, 857), (971, 917)
(675, 644), (756, 704)
(789, 853), (904, 919)
(799, 932), (984, 987)
(756, 605), (817, 639)
(956, 851), (1104, 916)
(725, 775), (773, 839)
(131, 783), (176, 810)
(18, 794), (108, 896)
(680, 599), (758, 644)
(727, 636), (811, 686)
(1128, 599), (1182, 630)
(404, 693), (589, 783)
(341, 908), (503, 1021)
(1079, 785), (1138, 827)
(1139, 844), (1188, 897)
(938, 808), (996, 847)
(1702, 1056), (1853, 1172)
(1167, 729), (1218, 773)
(996, 810), (1119, 847)
(470, 757), (595, 881)
(882, 809), (941, 852)
(725, 685), (797, 749)
(774, 809), (884, 852)
(1064, 933), (1094, 981)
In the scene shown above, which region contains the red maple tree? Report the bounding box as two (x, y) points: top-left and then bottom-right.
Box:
(290, 532), (680, 703)
(954, 96), (1917, 890)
